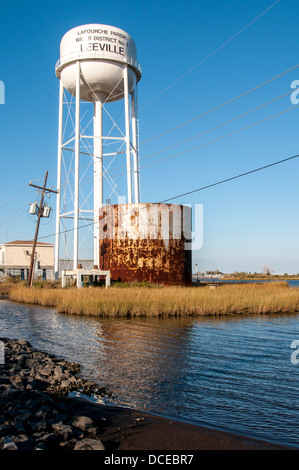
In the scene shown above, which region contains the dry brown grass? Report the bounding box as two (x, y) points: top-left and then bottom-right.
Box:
(0, 278), (24, 296)
(7, 282), (299, 317)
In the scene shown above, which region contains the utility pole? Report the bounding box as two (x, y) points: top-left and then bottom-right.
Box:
(28, 171), (58, 288)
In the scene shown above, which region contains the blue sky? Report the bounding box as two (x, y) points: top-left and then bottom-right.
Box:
(0, 0), (299, 274)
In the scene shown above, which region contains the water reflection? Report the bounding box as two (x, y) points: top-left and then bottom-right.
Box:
(92, 318), (195, 410)
(0, 299), (299, 448)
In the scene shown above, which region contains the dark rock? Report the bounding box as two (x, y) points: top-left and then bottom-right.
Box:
(26, 358), (38, 368)
(12, 421), (26, 434)
(59, 440), (74, 449)
(14, 435), (35, 450)
(60, 379), (73, 389)
(39, 393), (55, 406)
(53, 366), (64, 380)
(73, 429), (85, 440)
(0, 424), (14, 436)
(34, 442), (48, 450)
(42, 365), (54, 376)
(0, 377), (10, 385)
(2, 388), (20, 400)
(37, 433), (57, 449)
(35, 410), (48, 420)
(1, 436), (18, 450)
(0, 338), (110, 451)
(74, 438), (105, 450)
(18, 340), (31, 348)
(24, 398), (41, 411)
(3, 405), (18, 420)
(48, 412), (68, 425)
(55, 402), (68, 414)
(52, 422), (73, 442)
(17, 412), (32, 424)
(71, 415), (93, 432)
(9, 376), (24, 390)
(30, 419), (47, 433)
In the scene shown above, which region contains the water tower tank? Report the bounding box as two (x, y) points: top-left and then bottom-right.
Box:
(55, 24), (141, 102)
(99, 203), (192, 286)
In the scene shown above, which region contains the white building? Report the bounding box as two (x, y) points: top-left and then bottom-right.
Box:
(0, 240), (54, 280)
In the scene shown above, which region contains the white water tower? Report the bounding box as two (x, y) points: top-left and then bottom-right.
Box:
(54, 24), (142, 277)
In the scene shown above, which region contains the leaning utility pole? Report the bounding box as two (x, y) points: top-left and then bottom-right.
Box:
(28, 171), (58, 288)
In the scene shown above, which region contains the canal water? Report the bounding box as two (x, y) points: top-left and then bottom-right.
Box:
(197, 279), (299, 287)
(0, 299), (299, 448)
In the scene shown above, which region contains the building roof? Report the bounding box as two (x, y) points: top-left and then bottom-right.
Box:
(1, 240), (54, 247)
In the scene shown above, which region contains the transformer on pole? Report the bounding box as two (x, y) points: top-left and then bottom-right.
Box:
(28, 171), (57, 287)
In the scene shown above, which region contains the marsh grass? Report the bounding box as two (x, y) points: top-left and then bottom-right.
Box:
(0, 278), (60, 296)
(0, 277), (25, 296)
(7, 282), (299, 317)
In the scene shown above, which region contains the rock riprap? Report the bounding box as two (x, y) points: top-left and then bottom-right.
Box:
(0, 337), (110, 450)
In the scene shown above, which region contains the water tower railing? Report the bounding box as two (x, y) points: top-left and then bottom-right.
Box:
(55, 52), (142, 76)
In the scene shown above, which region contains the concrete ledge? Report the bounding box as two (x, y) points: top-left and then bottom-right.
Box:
(61, 269), (110, 288)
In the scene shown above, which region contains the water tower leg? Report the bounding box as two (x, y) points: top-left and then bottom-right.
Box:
(74, 61), (81, 270)
(61, 270), (66, 288)
(131, 86), (140, 203)
(54, 81), (64, 279)
(124, 65), (132, 204)
(94, 100), (103, 268)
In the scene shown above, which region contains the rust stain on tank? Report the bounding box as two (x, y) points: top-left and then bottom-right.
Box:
(98, 203), (192, 286)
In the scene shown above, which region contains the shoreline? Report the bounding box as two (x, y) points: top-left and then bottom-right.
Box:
(6, 282), (299, 317)
(0, 338), (292, 451)
(100, 407), (293, 450)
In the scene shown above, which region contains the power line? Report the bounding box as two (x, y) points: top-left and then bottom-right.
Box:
(92, 62), (298, 167)
(139, 104), (299, 171)
(139, 63), (299, 147)
(139, 0), (282, 110)
(39, 150), (299, 241)
(160, 153), (299, 203)
(0, 185), (27, 211)
(138, 90), (293, 163)
(0, 205), (29, 226)
(62, 62), (299, 172)
(104, 103), (299, 179)
(56, 63), (299, 187)
(103, 89), (295, 175)
(77, 93), (299, 187)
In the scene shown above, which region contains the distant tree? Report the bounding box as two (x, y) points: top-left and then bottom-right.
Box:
(206, 269), (223, 275)
(263, 265), (274, 276)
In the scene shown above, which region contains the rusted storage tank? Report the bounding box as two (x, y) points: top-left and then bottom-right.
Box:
(98, 203), (192, 286)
